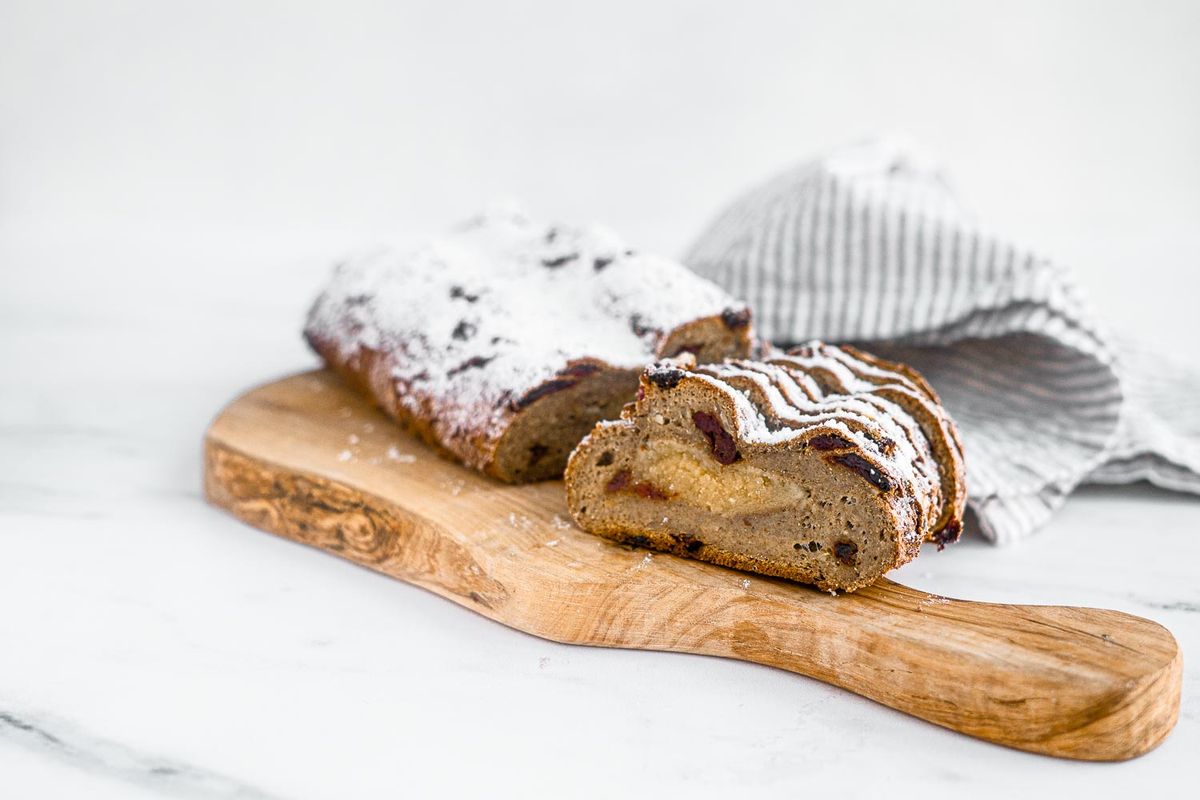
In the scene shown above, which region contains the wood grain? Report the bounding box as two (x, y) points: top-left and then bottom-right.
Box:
(203, 370), (1182, 761)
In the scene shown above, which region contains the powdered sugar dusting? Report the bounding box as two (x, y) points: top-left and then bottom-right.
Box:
(306, 207), (744, 469)
(385, 445), (416, 464)
(507, 512), (533, 531)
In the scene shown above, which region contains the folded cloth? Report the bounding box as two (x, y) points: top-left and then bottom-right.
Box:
(685, 140), (1200, 543)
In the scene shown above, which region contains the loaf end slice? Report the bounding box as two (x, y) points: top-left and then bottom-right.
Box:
(303, 209), (753, 483)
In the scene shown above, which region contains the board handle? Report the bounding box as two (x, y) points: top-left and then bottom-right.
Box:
(566, 576), (1181, 761)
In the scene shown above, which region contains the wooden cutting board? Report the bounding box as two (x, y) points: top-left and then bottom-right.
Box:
(204, 370), (1181, 761)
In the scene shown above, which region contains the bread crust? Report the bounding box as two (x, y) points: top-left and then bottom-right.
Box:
(307, 307), (752, 483)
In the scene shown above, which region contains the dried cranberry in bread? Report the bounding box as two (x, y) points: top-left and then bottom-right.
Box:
(303, 208), (753, 483)
(564, 343), (967, 591)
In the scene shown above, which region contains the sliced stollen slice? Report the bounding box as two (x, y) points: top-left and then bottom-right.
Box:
(564, 346), (967, 592)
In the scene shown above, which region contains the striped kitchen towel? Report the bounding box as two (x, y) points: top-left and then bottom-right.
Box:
(685, 140), (1200, 543)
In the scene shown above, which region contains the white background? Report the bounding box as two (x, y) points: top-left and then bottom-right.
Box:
(4, 0), (1200, 342)
(2, 2), (1199, 798)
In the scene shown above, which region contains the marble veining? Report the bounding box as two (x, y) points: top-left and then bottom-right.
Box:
(1, 707), (282, 799)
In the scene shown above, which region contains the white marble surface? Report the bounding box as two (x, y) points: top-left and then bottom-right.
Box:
(4, 2), (1200, 795)
(1, 223), (1197, 799)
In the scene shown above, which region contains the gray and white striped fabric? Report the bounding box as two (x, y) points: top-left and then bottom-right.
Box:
(685, 140), (1200, 543)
